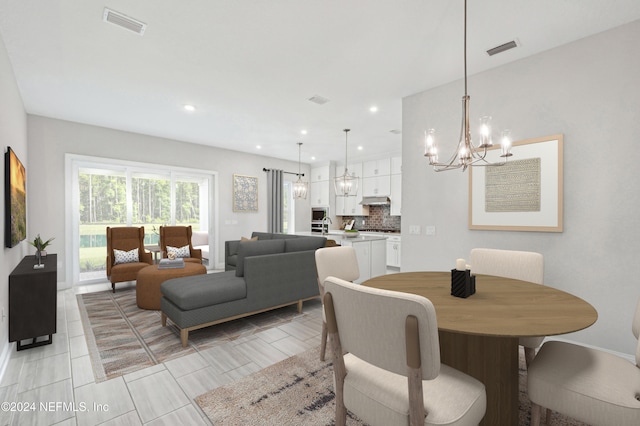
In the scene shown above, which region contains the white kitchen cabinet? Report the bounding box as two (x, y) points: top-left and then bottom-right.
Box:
(310, 181), (330, 206)
(391, 156), (402, 175)
(386, 236), (401, 268)
(390, 174), (402, 216)
(341, 238), (387, 283)
(310, 163), (334, 207)
(336, 195), (369, 216)
(363, 158), (391, 178)
(362, 175), (391, 197)
(311, 165), (331, 182)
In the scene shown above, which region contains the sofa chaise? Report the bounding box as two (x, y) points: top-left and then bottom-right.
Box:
(160, 233), (327, 346)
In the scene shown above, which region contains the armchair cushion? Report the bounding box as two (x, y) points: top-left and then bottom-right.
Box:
(113, 248), (139, 265)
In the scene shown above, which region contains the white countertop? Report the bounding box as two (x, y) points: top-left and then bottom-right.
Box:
(297, 232), (389, 242)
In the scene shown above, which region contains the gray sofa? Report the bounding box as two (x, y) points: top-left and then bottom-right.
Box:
(161, 233), (326, 347)
(225, 231), (308, 271)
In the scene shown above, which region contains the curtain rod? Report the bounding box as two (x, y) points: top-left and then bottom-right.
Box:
(262, 167), (304, 177)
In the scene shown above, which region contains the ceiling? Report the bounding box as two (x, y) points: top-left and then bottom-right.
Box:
(1, 1), (639, 165)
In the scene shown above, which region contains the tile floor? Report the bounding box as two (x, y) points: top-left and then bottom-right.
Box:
(0, 280), (324, 425)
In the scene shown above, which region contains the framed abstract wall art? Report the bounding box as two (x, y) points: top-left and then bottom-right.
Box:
(469, 134), (563, 232)
(233, 174), (258, 212)
(5, 147), (27, 247)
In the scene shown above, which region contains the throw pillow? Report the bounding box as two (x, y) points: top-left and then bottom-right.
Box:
(241, 236), (259, 242)
(113, 248), (139, 265)
(167, 245), (191, 258)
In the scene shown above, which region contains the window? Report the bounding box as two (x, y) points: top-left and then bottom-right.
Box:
(68, 155), (216, 284)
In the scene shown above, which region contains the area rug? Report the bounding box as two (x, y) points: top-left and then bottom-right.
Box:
(77, 287), (314, 382)
(196, 346), (589, 426)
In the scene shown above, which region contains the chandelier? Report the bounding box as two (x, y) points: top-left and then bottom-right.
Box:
(334, 129), (359, 197)
(293, 142), (308, 199)
(423, 0), (513, 172)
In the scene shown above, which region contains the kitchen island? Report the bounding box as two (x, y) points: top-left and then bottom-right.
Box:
(298, 232), (388, 283)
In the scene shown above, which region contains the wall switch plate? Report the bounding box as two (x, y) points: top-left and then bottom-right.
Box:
(425, 226), (436, 236)
(409, 225), (421, 235)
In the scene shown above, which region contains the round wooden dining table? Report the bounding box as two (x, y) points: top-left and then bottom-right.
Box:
(363, 271), (598, 426)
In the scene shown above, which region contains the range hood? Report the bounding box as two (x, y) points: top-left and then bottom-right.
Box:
(359, 196), (390, 205)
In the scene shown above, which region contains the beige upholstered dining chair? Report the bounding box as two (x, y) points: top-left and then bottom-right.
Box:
(315, 246), (359, 361)
(527, 298), (640, 426)
(469, 248), (544, 367)
(323, 277), (486, 426)
(106, 226), (153, 293)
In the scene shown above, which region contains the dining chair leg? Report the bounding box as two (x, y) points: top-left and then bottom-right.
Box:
(530, 402), (542, 426)
(524, 346), (536, 368)
(320, 320), (327, 361)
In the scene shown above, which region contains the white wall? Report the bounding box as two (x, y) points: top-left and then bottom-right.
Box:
(27, 115), (312, 284)
(0, 32), (28, 364)
(402, 20), (640, 356)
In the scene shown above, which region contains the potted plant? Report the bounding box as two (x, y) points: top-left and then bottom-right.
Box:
(29, 234), (54, 268)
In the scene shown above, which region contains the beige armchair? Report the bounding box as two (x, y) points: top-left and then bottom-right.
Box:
(527, 298), (640, 425)
(314, 246), (359, 361)
(159, 225), (202, 264)
(470, 248), (544, 367)
(323, 277), (486, 426)
(106, 226), (153, 293)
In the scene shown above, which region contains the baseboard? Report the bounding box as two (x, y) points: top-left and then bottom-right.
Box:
(543, 336), (635, 363)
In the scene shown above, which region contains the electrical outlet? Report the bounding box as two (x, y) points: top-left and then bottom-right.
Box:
(425, 226), (436, 236)
(1, 307), (5, 322)
(409, 225), (421, 235)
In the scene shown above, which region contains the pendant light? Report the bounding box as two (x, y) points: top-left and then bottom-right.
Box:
(293, 142), (308, 199)
(334, 129), (359, 197)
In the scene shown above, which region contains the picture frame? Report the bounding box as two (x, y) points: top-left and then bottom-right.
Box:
(233, 174), (258, 212)
(5, 147), (27, 247)
(469, 134), (563, 232)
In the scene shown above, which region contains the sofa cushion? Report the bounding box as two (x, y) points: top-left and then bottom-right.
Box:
(284, 236), (326, 253)
(161, 272), (247, 311)
(236, 239), (286, 277)
(272, 233), (301, 240)
(251, 232), (274, 240)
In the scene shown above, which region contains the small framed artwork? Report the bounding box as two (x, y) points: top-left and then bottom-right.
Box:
(469, 134), (563, 232)
(233, 174), (258, 212)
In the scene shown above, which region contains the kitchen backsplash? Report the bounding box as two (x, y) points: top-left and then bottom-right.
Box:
(339, 205), (401, 231)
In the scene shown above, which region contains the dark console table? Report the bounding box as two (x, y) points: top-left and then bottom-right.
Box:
(9, 254), (57, 350)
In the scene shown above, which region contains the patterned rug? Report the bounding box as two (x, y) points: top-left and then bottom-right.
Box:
(77, 288), (311, 382)
(196, 346), (590, 426)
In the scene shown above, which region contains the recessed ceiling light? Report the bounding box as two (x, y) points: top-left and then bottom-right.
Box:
(369, 106), (378, 113)
(184, 104), (196, 112)
(301, 130), (308, 135)
(311, 156), (316, 161)
(256, 145), (261, 149)
(358, 146), (363, 150)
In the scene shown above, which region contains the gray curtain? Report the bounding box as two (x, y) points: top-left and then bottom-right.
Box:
(266, 169), (283, 233)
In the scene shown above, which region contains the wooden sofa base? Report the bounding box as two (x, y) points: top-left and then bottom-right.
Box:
(162, 296), (319, 347)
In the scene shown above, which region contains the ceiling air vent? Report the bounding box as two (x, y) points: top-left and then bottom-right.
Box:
(103, 8), (147, 36)
(308, 95), (330, 105)
(486, 40), (518, 56)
